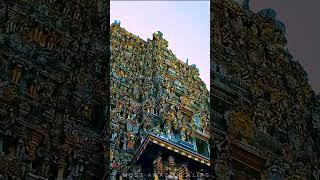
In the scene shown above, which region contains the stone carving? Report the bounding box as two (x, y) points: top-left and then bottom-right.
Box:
(110, 22), (210, 177)
(212, 0), (319, 178)
(0, 0), (108, 179)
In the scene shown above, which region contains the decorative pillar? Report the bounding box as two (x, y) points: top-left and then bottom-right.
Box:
(57, 164), (65, 180)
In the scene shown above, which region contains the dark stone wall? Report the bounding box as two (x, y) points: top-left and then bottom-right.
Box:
(211, 0), (319, 179)
(0, 0), (109, 179)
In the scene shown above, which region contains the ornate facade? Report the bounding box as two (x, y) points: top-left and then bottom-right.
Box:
(212, 0), (320, 179)
(110, 22), (210, 179)
(0, 0), (108, 179)
(1, 0), (320, 179)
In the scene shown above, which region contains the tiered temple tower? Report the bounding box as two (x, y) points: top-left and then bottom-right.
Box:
(212, 0), (320, 179)
(110, 22), (210, 179)
(0, 0), (108, 179)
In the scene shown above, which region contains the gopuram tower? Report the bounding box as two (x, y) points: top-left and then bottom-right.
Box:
(111, 21), (211, 179)
(211, 0), (320, 179)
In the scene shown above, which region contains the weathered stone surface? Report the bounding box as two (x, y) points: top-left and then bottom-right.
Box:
(212, 0), (320, 179)
(0, 0), (109, 179)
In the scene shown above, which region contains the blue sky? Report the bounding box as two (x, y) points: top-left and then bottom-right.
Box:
(111, 1), (210, 90)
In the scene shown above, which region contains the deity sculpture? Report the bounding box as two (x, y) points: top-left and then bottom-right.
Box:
(268, 160), (285, 180)
(67, 154), (85, 180)
(29, 79), (38, 99)
(166, 156), (177, 178)
(153, 154), (163, 176)
(233, 16), (243, 34)
(281, 143), (293, 161)
(180, 127), (186, 141)
(11, 64), (23, 83)
(16, 138), (26, 161)
(0, 78), (9, 97)
(127, 132), (135, 150)
(224, 109), (233, 128)
(83, 103), (92, 121)
(164, 120), (172, 139)
(76, 67), (88, 87)
(312, 165), (320, 180)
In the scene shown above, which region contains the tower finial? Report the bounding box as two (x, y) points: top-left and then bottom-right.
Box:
(113, 19), (120, 26)
(242, 0), (250, 10)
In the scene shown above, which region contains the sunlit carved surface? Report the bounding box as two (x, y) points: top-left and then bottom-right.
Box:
(110, 22), (210, 179)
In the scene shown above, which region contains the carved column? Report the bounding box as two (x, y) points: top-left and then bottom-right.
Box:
(57, 163), (66, 180)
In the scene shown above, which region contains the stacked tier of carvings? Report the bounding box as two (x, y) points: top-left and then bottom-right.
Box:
(110, 23), (210, 177)
(0, 0), (108, 179)
(212, 0), (319, 179)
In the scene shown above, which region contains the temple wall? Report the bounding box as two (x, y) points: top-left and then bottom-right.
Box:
(0, 0), (108, 179)
(211, 0), (319, 179)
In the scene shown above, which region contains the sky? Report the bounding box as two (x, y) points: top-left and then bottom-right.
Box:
(110, 1), (210, 90)
(249, 0), (320, 93)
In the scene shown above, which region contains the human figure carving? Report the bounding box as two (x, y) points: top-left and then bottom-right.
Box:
(16, 138), (26, 161)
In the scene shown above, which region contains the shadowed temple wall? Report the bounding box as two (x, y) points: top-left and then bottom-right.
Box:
(0, 0), (319, 179)
(211, 0), (320, 179)
(0, 0), (109, 179)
